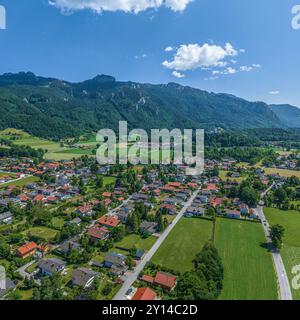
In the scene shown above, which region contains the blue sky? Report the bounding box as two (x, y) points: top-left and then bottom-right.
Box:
(1, 0), (300, 106)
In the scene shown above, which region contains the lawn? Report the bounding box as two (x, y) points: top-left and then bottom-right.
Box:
(25, 226), (58, 241)
(103, 176), (116, 186)
(151, 217), (212, 273)
(264, 207), (300, 300)
(219, 170), (246, 183)
(215, 218), (278, 300)
(51, 217), (65, 230)
(115, 234), (157, 252)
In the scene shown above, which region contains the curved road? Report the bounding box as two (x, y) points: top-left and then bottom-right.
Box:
(113, 188), (201, 300)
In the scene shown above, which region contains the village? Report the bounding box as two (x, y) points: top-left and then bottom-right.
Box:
(1, 150), (295, 301)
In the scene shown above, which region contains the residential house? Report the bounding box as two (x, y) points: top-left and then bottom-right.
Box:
(0, 278), (16, 299)
(0, 212), (13, 225)
(72, 267), (99, 289)
(87, 225), (110, 242)
(38, 258), (66, 276)
(134, 249), (145, 261)
(140, 221), (158, 235)
(98, 215), (120, 228)
(59, 239), (81, 255)
(185, 206), (206, 217)
(132, 287), (157, 300)
(103, 252), (128, 276)
(154, 271), (177, 291)
(17, 242), (37, 259)
(239, 203), (249, 215)
(225, 209), (241, 219)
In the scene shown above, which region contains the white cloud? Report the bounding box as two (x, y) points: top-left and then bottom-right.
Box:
(212, 67), (237, 75)
(165, 46), (174, 52)
(269, 90), (280, 95)
(48, 0), (193, 14)
(172, 71), (185, 78)
(240, 65), (253, 72)
(252, 63), (261, 68)
(135, 53), (148, 59)
(162, 42), (238, 71)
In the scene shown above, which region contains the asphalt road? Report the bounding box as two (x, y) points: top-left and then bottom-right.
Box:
(113, 188), (201, 300)
(257, 183), (293, 300)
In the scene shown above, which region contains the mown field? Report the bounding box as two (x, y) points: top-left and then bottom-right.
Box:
(0, 176), (40, 189)
(115, 234), (157, 252)
(151, 218), (212, 273)
(215, 218), (278, 300)
(264, 207), (300, 300)
(25, 226), (59, 241)
(263, 168), (300, 178)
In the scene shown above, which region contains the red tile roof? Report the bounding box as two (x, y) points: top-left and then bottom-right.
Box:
(102, 192), (112, 198)
(132, 287), (157, 300)
(203, 183), (218, 191)
(87, 226), (110, 240)
(98, 215), (120, 228)
(141, 275), (154, 284)
(34, 194), (44, 202)
(154, 272), (177, 290)
(17, 242), (37, 256)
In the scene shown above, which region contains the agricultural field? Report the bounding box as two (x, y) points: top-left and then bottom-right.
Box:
(264, 207), (300, 300)
(263, 168), (300, 178)
(0, 128), (96, 161)
(151, 217), (212, 273)
(215, 218), (278, 300)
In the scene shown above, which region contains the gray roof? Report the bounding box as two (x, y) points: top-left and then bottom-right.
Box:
(104, 252), (126, 266)
(38, 258), (66, 274)
(59, 239), (81, 254)
(72, 267), (98, 287)
(0, 211), (12, 221)
(0, 278), (16, 298)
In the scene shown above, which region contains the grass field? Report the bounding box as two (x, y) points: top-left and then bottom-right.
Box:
(103, 176), (116, 186)
(151, 218), (212, 273)
(0, 176), (40, 189)
(264, 207), (300, 300)
(219, 170), (246, 183)
(215, 218), (278, 300)
(25, 226), (58, 241)
(115, 234), (157, 251)
(263, 168), (300, 178)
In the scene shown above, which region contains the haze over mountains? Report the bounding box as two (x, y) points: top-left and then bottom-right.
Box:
(0, 72), (299, 140)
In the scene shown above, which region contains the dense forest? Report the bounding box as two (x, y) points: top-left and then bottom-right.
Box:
(0, 72), (299, 140)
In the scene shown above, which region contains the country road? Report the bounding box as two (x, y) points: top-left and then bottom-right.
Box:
(258, 182), (293, 300)
(113, 188), (201, 300)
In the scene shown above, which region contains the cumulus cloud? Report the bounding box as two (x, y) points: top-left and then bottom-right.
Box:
(172, 71), (185, 78)
(165, 46), (175, 52)
(48, 0), (193, 14)
(162, 43), (238, 71)
(269, 90), (280, 95)
(240, 66), (253, 72)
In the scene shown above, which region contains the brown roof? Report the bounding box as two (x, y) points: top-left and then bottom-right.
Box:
(132, 287), (157, 300)
(154, 271), (177, 290)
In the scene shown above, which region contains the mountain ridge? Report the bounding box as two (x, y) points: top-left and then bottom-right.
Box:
(0, 72), (297, 140)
